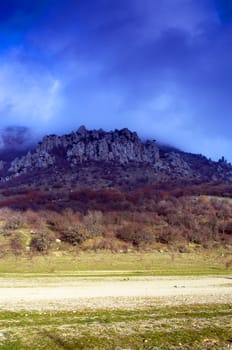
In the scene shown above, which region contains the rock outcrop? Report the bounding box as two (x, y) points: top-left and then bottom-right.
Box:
(9, 126), (159, 174)
(1, 125), (232, 187)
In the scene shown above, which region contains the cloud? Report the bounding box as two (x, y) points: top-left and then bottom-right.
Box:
(0, 0), (232, 161)
(0, 125), (32, 150)
(0, 49), (63, 135)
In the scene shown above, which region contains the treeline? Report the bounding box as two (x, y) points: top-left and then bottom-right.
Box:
(1, 181), (232, 212)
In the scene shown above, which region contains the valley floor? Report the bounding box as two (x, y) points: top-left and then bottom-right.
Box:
(0, 252), (231, 349)
(0, 275), (231, 311)
(0, 276), (231, 349)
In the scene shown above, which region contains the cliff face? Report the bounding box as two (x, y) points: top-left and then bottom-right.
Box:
(1, 125), (232, 188)
(9, 126), (159, 174)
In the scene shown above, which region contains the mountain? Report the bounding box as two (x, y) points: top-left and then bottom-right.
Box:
(0, 126), (231, 255)
(0, 125), (232, 191)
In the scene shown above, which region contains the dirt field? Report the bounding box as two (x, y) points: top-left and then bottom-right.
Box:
(0, 275), (231, 311)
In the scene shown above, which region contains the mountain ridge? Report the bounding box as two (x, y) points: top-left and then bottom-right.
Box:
(0, 125), (232, 188)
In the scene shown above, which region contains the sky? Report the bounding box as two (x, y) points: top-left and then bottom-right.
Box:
(0, 0), (232, 161)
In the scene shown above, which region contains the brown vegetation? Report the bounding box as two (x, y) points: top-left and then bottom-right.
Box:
(0, 181), (231, 255)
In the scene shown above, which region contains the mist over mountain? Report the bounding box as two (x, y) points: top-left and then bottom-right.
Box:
(0, 1), (232, 162)
(0, 125), (231, 193)
(0, 126), (36, 161)
(0, 126), (35, 149)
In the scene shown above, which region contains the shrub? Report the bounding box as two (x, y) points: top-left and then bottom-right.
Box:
(60, 210), (104, 246)
(116, 224), (155, 247)
(30, 231), (54, 253)
(156, 227), (179, 244)
(10, 232), (26, 255)
(3, 215), (24, 230)
(61, 224), (92, 245)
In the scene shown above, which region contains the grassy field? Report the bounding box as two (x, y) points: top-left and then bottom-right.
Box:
(0, 249), (231, 277)
(0, 250), (231, 349)
(0, 303), (231, 349)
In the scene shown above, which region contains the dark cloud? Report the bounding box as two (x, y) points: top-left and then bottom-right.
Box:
(0, 126), (33, 150)
(0, 0), (231, 161)
(216, 0), (232, 24)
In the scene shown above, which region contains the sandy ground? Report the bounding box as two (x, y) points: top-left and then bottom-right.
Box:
(0, 276), (231, 311)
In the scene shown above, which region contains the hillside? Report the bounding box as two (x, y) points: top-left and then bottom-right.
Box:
(0, 126), (231, 255)
(0, 126), (232, 190)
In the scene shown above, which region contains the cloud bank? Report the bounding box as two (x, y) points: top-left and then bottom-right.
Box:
(0, 0), (232, 161)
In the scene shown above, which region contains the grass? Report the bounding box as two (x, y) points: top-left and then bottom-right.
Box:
(0, 250), (231, 348)
(0, 304), (231, 349)
(0, 249), (231, 277)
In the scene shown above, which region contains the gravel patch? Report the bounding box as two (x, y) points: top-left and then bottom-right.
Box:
(0, 276), (231, 311)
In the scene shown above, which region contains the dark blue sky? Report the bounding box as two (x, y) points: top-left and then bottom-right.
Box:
(0, 0), (232, 160)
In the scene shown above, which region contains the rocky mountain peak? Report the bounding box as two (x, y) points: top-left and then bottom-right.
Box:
(77, 125), (87, 136)
(8, 126), (160, 175)
(1, 126), (232, 187)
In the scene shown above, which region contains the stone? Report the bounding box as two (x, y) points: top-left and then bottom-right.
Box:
(4, 125), (232, 185)
(9, 126), (160, 173)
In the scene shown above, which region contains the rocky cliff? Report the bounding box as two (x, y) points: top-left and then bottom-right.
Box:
(9, 126), (159, 175)
(1, 125), (232, 188)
